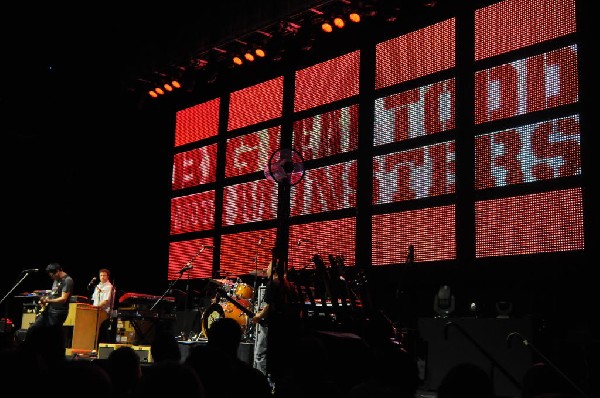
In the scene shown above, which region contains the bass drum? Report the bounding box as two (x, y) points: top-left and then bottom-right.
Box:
(201, 303), (225, 338)
(221, 298), (251, 333)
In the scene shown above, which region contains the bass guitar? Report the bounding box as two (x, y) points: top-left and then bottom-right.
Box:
(215, 286), (265, 326)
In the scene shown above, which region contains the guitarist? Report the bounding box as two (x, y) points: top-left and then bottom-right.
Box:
(251, 255), (302, 390)
(30, 262), (74, 330)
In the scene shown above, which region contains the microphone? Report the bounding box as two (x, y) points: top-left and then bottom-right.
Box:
(203, 245), (214, 250)
(179, 264), (193, 273)
(257, 237), (264, 246)
(297, 238), (312, 246)
(22, 268), (39, 273)
(87, 277), (97, 291)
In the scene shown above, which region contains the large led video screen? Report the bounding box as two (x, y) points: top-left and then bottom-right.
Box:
(168, 0), (585, 280)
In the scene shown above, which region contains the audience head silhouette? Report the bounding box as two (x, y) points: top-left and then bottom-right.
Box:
(206, 317), (242, 359)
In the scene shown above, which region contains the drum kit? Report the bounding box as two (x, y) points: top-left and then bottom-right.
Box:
(198, 275), (264, 340)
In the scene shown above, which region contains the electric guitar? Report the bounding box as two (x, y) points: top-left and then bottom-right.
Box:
(37, 296), (49, 317)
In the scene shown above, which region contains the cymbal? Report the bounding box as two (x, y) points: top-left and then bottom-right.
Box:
(247, 269), (268, 278)
(209, 278), (235, 285)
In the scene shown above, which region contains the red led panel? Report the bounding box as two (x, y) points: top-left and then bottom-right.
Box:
(228, 77), (284, 131)
(475, 188), (584, 257)
(170, 191), (215, 235)
(373, 141), (455, 204)
(168, 239), (214, 280)
(222, 179), (278, 226)
(475, 0), (576, 61)
(220, 229), (277, 277)
(475, 46), (579, 124)
(172, 144), (218, 190)
(375, 19), (455, 90)
(475, 115), (580, 190)
(288, 218), (356, 270)
(374, 79), (455, 146)
(225, 126), (281, 178)
(174, 98), (220, 147)
(292, 104), (359, 160)
(372, 205), (456, 265)
(290, 161), (357, 217)
(294, 51), (360, 112)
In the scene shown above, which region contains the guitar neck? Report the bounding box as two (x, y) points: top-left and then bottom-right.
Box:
(217, 287), (256, 318)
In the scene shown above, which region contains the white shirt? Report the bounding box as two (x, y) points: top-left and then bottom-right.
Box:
(92, 281), (114, 314)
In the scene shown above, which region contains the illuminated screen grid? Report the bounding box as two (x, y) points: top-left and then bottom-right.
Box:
(170, 190), (215, 235)
(292, 104), (359, 161)
(372, 205), (456, 265)
(475, 115), (580, 190)
(169, 0), (585, 276)
(374, 79), (455, 146)
(373, 141), (455, 204)
(375, 18), (455, 90)
(220, 229), (277, 277)
(288, 218), (356, 269)
(474, 45), (579, 125)
(225, 126), (281, 178)
(174, 98), (220, 147)
(294, 51), (360, 113)
(290, 160), (357, 217)
(228, 76), (284, 131)
(474, 0), (576, 61)
(172, 144), (218, 190)
(168, 239), (214, 280)
(475, 187), (584, 257)
(222, 178), (278, 226)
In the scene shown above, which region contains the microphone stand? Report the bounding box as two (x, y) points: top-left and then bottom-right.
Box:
(1, 271), (35, 323)
(151, 246), (206, 341)
(507, 332), (590, 398)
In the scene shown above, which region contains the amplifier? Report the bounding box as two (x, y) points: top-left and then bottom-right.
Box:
(98, 343), (132, 359)
(133, 345), (152, 363)
(98, 343), (152, 363)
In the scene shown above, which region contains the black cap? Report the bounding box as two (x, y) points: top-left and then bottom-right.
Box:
(45, 262), (61, 273)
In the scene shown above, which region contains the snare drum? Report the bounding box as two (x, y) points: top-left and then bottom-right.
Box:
(234, 283), (254, 300)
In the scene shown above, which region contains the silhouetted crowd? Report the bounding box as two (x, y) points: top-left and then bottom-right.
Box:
(0, 320), (592, 398)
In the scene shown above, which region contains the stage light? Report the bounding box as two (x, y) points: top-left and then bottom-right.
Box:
(321, 21), (333, 33)
(433, 285), (455, 318)
(244, 52), (255, 62)
(255, 48), (266, 58)
(172, 80), (181, 89)
(333, 17), (345, 29)
(233, 56), (243, 65)
(155, 87), (165, 95)
(148, 90), (158, 98)
(163, 83), (173, 92)
(348, 12), (361, 23)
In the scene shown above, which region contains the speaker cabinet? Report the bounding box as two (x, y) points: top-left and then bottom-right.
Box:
(21, 313), (37, 330)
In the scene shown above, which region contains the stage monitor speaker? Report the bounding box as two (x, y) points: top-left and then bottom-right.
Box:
(98, 343), (132, 359)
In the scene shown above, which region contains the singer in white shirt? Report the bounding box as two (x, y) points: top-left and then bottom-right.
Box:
(92, 268), (114, 314)
(91, 268), (116, 345)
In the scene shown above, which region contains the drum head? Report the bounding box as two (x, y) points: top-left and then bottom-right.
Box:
(201, 303), (225, 337)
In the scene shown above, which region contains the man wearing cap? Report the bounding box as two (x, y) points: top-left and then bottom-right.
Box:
(30, 262), (74, 329)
